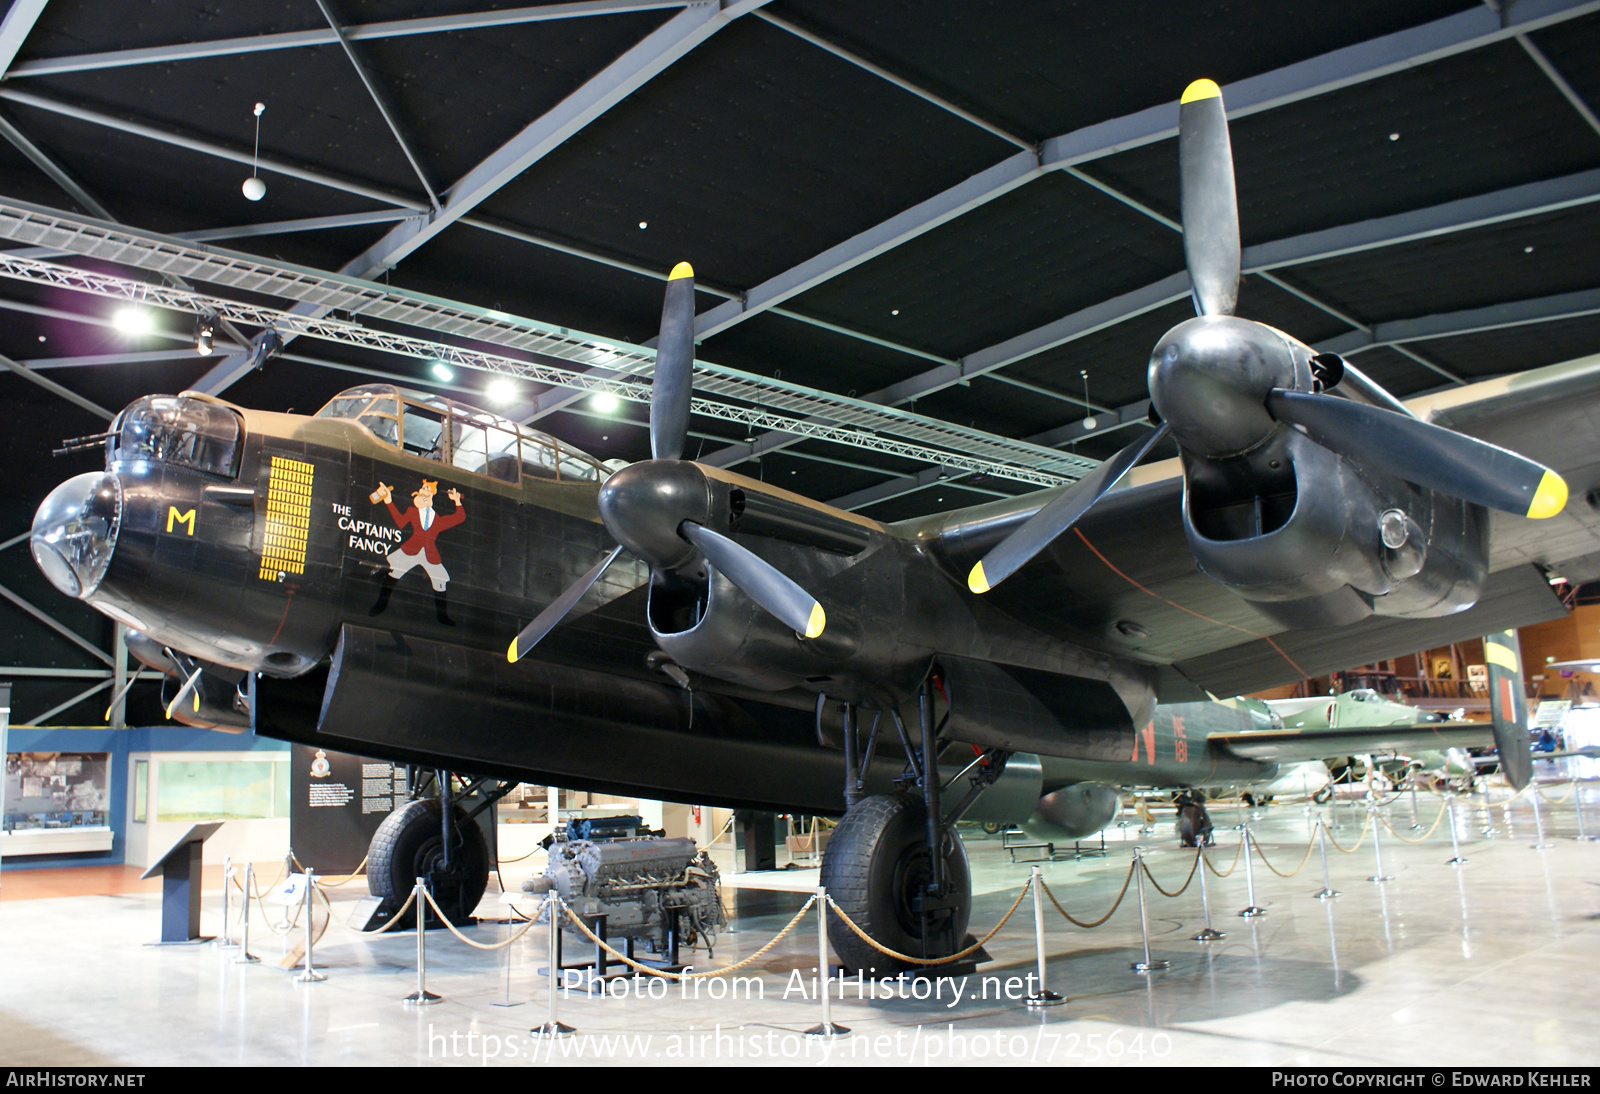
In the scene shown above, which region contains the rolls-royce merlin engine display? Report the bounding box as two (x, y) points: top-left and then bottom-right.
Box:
(524, 825), (726, 960)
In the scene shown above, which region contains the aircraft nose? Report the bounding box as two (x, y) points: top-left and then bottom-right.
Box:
(31, 472), (121, 598)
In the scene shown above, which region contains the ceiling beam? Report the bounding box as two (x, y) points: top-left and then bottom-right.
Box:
(0, 110), (113, 219)
(21, 348), (239, 370)
(342, 1), (759, 278)
(0, 0), (47, 76)
(0, 87), (429, 210)
(706, 0), (1600, 340)
(523, 0), (1600, 420)
(1515, 33), (1600, 140)
(193, 1), (760, 397)
(1242, 167), (1600, 271)
(4, 1), (693, 78)
(0, 579), (113, 666)
(701, 167), (1600, 468)
(1317, 285), (1600, 355)
(827, 284), (1600, 511)
(751, 10), (1032, 151)
(313, 0), (441, 211)
(0, 350), (111, 418)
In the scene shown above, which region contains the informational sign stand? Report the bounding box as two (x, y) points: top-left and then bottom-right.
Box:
(140, 822), (223, 944)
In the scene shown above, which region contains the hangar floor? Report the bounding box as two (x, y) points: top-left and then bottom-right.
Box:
(2, 778), (1598, 1068)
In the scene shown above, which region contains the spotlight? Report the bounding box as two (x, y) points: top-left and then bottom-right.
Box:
(486, 377), (518, 405)
(194, 311), (217, 356)
(112, 306), (153, 336)
(430, 361), (454, 383)
(590, 392), (619, 414)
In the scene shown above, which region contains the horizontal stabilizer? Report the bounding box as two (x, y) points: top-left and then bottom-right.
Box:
(1213, 721), (1492, 763)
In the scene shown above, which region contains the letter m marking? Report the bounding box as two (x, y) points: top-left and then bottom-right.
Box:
(167, 506), (196, 535)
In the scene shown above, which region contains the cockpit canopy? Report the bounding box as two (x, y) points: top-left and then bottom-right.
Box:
(108, 395), (243, 479)
(315, 385), (608, 487)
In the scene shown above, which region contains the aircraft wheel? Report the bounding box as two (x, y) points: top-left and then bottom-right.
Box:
(819, 793), (970, 975)
(367, 798), (489, 929)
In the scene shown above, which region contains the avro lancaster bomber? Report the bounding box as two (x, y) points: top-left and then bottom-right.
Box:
(30, 82), (1598, 971)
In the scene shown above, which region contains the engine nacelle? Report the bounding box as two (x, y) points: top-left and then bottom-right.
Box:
(1022, 782), (1121, 842)
(1182, 427), (1488, 629)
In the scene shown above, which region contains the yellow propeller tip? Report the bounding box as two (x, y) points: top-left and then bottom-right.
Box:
(1181, 78), (1221, 104)
(805, 603), (826, 640)
(968, 561), (990, 595)
(669, 261), (694, 281)
(1527, 470), (1568, 519)
(506, 640), (519, 663)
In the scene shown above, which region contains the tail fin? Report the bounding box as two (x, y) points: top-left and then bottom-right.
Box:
(1485, 629), (1531, 790)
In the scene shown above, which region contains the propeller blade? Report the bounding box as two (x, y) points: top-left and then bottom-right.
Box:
(1326, 355), (1417, 419)
(970, 422), (1171, 594)
(1178, 79), (1240, 318)
(507, 544), (625, 662)
(679, 521), (826, 638)
(1266, 389), (1567, 519)
(651, 261), (696, 462)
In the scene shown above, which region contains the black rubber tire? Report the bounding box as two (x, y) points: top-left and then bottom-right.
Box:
(367, 798), (489, 929)
(819, 793), (971, 975)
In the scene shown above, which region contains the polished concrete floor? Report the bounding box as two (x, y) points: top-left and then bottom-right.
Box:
(2, 774), (1598, 1067)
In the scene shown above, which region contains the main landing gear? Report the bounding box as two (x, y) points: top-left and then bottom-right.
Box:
(365, 769), (512, 930)
(818, 675), (1011, 975)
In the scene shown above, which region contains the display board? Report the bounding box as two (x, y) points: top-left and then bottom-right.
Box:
(289, 744), (405, 874)
(3, 748), (112, 856)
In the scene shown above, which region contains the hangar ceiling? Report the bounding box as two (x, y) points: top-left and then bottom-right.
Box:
(2, 0), (1599, 723)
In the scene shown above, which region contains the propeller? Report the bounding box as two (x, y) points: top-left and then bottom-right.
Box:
(969, 422), (1169, 593)
(1265, 389), (1566, 518)
(508, 263), (826, 663)
(1178, 78), (1239, 318)
(967, 76), (1567, 597)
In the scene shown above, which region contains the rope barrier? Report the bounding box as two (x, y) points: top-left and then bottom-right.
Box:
(704, 812), (736, 848)
(1249, 831), (1318, 878)
(1139, 850), (1198, 897)
(311, 855), (368, 887)
(560, 896), (818, 981)
(1374, 801), (1451, 844)
(1040, 860), (1136, 929)
(1201, 839), (1243, 878)
(419, 888), (543, 951)
(1535, 780), (1575, 805)
(825, 877), (1033, 967)
(1324, 813), (1372, 854)
(245, 870), (300, 937)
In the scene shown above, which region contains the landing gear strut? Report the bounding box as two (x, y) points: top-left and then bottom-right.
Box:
(819, 675), (1010, 974)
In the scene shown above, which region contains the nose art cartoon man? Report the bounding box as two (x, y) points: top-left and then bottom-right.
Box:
(367, 479), (465, 624)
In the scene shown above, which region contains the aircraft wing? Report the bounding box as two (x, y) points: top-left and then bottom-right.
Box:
(971, 354), (1600, 699)
(1211, 720), (1493, 763)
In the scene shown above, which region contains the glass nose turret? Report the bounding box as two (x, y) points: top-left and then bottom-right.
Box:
(32, 471), (121, 598)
